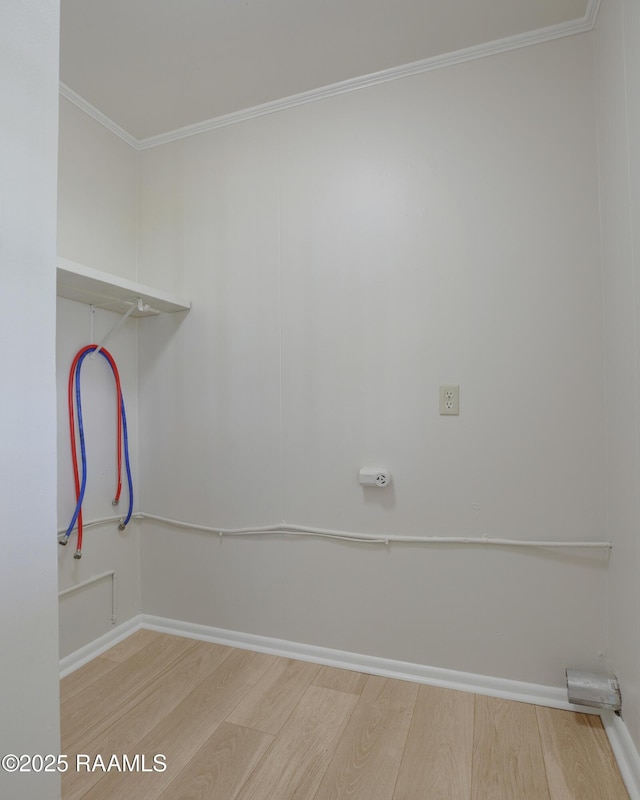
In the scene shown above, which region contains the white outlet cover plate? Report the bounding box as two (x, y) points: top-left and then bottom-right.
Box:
(439, 384), (459, 415)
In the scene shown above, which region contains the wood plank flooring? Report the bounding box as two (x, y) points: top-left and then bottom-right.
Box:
(60, 630), (629, 800)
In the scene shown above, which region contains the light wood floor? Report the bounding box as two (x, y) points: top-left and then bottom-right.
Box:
(60, 629), (629, 800)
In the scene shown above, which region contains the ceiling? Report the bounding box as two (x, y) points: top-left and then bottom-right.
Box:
(60, 0), (590, 142)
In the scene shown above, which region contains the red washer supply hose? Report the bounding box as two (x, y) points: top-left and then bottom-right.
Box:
(66, 345), (123, 556)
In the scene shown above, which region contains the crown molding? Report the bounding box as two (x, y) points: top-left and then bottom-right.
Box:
(584, 0), (602, 29)
(59, 82), (140, 149)
(60, 0), (601, 152)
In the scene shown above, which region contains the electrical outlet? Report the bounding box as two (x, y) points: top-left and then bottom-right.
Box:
(439, 384), (459, 415)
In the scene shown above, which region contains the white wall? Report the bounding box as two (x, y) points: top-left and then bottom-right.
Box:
(57, 101), (141, 656)
(596, 0), (640, 750)
(56, 299), (141, 657)
(0, 2), (61, 798)
(137, 33), (609, 686)
(58, 96), (138, 280)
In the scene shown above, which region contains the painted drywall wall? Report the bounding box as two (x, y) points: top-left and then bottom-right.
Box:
(57, 100), (141, 656)
(58, 96), (138, 280)
(596, 0), (640, 750)
(56, 299), (141, 657)
(0, 2), (61, 798)
(137, 33), (609, 686)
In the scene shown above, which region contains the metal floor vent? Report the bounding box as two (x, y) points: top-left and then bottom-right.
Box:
(566, 669), (621, 712)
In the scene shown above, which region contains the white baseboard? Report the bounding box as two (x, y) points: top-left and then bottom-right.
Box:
(60, 612), (640, 799)
(59, 616), (142, 678)
(139, 614), (584, 711)
(603, 711), (640, 800)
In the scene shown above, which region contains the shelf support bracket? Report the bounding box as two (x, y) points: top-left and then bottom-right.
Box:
(91, 298), (148, 358)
